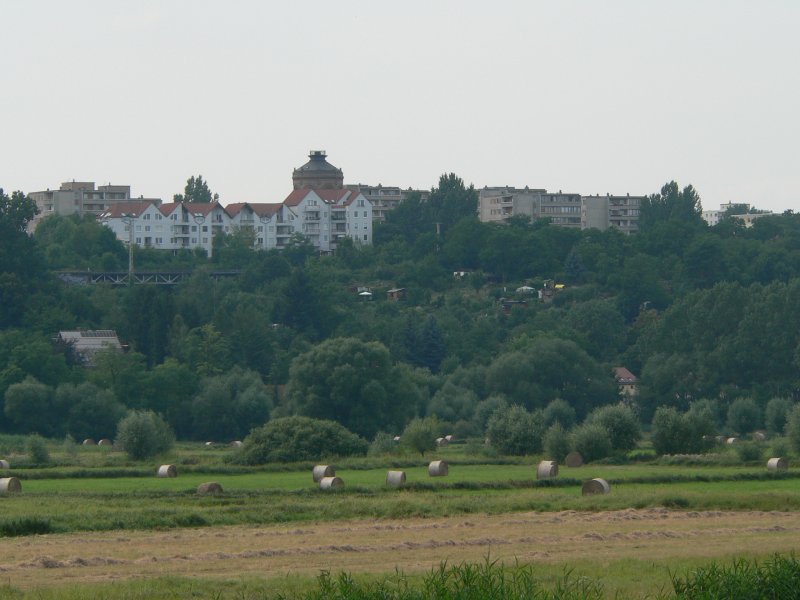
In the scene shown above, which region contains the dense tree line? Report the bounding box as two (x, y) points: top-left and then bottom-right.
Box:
(2, 179), (800, 449)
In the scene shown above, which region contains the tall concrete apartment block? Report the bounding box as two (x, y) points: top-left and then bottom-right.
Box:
(345, 184), (430, 222)
(27, 181), (160, 232)
(478, 186), (642, 233)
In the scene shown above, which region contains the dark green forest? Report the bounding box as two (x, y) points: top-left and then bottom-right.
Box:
(2, 177), (800, 447)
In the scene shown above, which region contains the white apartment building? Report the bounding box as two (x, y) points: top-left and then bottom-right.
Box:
(345, 184), (430, 222)
(99, 193), (371, 257)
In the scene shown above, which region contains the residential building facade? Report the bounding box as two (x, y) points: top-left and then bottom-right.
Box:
(345, 184), (430, 222)
(478, 186), (642, 233)
(28, 181), (160, 232)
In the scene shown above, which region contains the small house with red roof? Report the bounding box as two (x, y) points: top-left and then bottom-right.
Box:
(613, 367), (639, 398)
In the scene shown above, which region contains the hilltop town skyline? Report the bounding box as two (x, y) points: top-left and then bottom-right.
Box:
(3, 2), (798, 215)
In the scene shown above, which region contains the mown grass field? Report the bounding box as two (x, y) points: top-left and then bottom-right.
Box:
(1, 441), (799, 598)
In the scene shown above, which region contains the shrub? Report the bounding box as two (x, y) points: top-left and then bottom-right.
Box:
(786, 404), (800, 455)
(472, 395), (508, 433)
(651, 406), (713, 456)
(116, 410), (175, 460)
(765, 397), (794, 434)
(734, 442), (763, 463)
(585, 403), (640, 451)
(368, 431), (397, 456)
(726, 397), (761, 435)
(543, 423), (571, 462)
(26, 434), (50, 466)
(485, 405), (545, 456)
(570, 422), (612, 463)
(543, 398), (576, 429)
(770, 437), (790, 459)
(238, 416), (368, 465)
(400, 417), (440, 457)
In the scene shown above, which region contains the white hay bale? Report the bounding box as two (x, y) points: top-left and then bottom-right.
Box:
(536, 460), (558, 479)
(565, 452), (584, 468)
(319, 476), (344, 490)
(767, 457), (789, 471)
(428, 460), (448, 477)
(230, 440), (243, 448)
(726, 437), (738, 445)
(98, 438), (112, 447)
(753, 431), (767, 442)
(204, 441), (214, 447)
(312, 465), (335, 483)
(392, 436), (401, 442)
(157, 464), (177, 478)
(582, 478), (610, 496)
(436, 437), (448, 447)
(197, 481), (224, 495)
(386, 470), (406, 486)
(445, 434), (454, 443)
(0, 477), (21, 494)
(82, 438), (96, 446)
(0, 459), (9, 469)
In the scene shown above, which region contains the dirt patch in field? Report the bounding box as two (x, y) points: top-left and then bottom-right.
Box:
(2, 508), (800, 589)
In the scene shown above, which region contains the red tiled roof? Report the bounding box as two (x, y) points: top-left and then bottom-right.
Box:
(224, 203), (248, 217)
(157, 202), (183, 216)
(183, 201), (229, 217)
(100, 201), (156, 219)
(249, 203), (282, 217)
(613, 367), (638, 383)
(283, 189), (314, 206)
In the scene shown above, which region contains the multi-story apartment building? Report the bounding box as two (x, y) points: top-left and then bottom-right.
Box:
(345, 184), (430, 222)
(702, 203), (773, 227)
(27, 181), (160, 232)
(99, 151), (372, 256)
(478, 186), (643, 233)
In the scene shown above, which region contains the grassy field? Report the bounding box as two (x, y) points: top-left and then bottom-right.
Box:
(1, 442), (799, 598)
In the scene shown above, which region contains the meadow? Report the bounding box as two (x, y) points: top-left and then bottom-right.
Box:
(1, 440), (799, 598)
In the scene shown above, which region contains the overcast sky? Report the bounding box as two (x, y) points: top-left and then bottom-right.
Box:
(2, 1), (798, 213)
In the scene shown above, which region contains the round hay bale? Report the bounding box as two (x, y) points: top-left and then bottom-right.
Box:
(726, 437), (738, 445)
(157, 464), (177, 478)
(197, 481), (224, 495)
(753, 431), (767, 442)
(444, 434), (454, 443)
(565, 452), (584, 468)
(582, 478), (610, 496)
(98, 438), (112, 447)
(767, 457), (789, 471)
(436, 437), (448, 447)
(319, 476), (344, 490)
(392, 436), (401, 442)
(204, 441), (214, 447)
(536, 460), (558, 479)
(385, 470), (406, 487)
(82, 438), (96, 446)
(428, 460), (448, 477)
(230, 440), (243, 448)
(0, 459), (9, 469)
(0, 477), (21, 494)
(312, 465), (335, 483)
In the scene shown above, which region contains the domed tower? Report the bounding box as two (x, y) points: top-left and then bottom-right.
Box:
(292, 150), (344, 190)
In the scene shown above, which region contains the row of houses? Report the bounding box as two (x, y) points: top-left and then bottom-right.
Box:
(100, 187), (373, 257)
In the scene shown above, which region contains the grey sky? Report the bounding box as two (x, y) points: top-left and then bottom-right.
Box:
(2, 1), (798, 213)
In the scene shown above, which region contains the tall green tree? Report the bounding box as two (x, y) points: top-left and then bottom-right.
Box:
(285, 337), (421, 438)
(639, 181), (704, 230)
(173, 175), (219, 203)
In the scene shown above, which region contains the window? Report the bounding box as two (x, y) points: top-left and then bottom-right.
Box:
(363, 211), (368, 217)
(143, 214), (150, 220)
(191, 237), (197, 243)
(156, 214), (162, 220)
(203, 237), (208, 243)
(171, 214), (177, 221)
(358, 199), (364, 207)
(136, 237), (141, 244)
(363, 234), (368, 240)
(364, 224), (368, 229)
(145, 225), (151, 232)
(202, 226), (208, 232)
(191, 226), (197, 232)
(136, 225), (142, 231)
(257, 226), (263, 232)
(155, 237), (163, 244)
